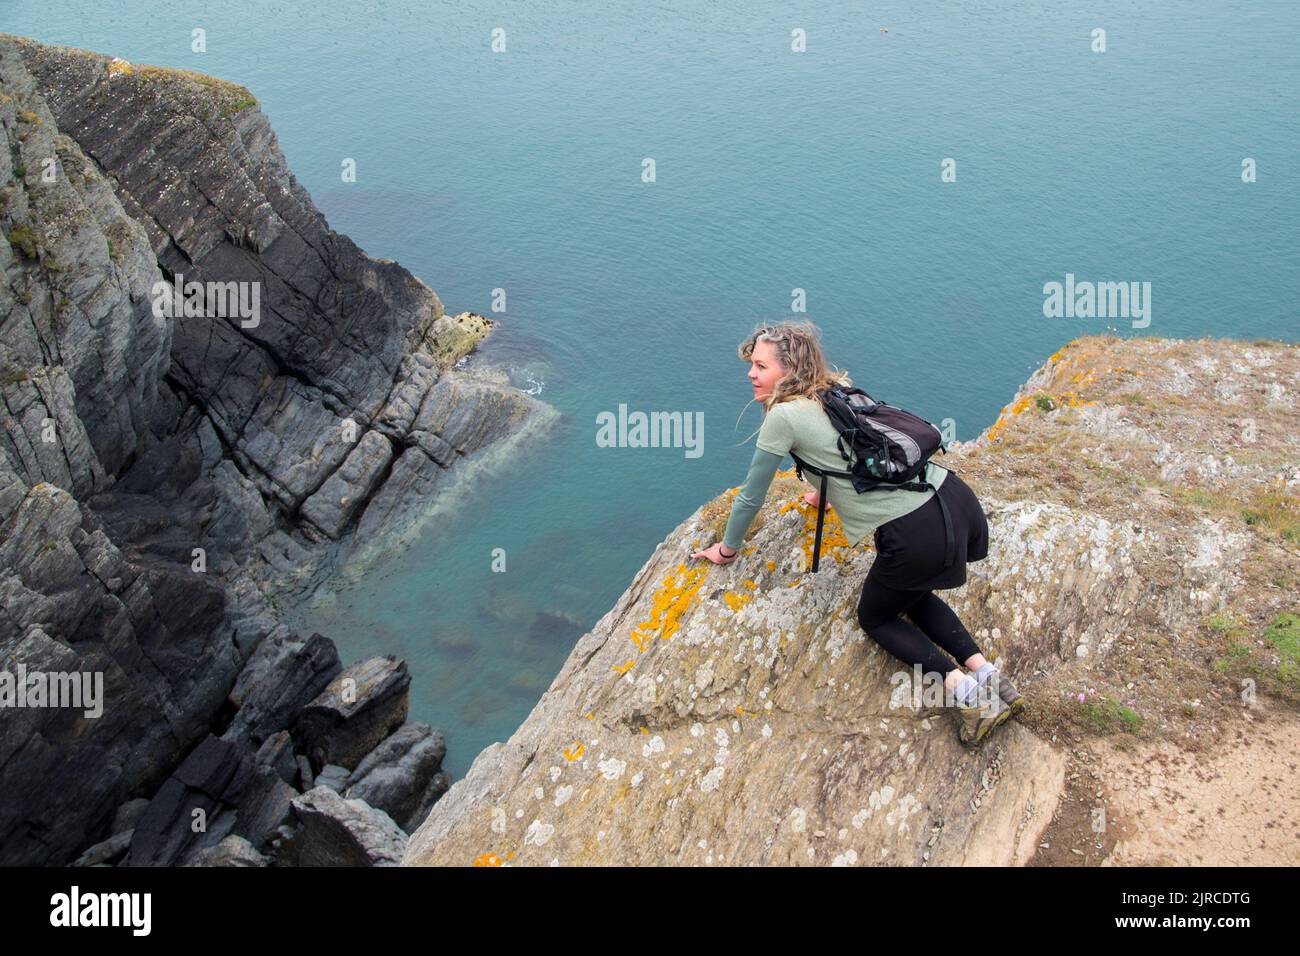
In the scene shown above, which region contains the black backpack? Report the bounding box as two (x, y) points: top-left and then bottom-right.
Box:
(787, 385), (953, 572)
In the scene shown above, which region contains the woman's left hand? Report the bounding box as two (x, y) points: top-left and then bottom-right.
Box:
(691, 542), (739, 565)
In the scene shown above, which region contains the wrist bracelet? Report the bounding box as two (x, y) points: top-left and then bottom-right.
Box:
(718, 544), (736, 557)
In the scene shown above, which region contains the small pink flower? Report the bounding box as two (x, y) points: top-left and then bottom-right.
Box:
(1077, 693), (1086, 702)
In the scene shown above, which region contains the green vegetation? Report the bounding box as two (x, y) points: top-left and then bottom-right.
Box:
(135, 64), (258, 119)
(0, 364), (31, 387)
(1263, 613), (1300, 683)
(1209, 608), (1300, 702)
(1240, 489), (1300, 543)
(1078, 694), (1143, 734)
(7, 224), (38, 258)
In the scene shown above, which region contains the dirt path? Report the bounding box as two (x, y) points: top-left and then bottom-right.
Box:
(1028, 706), (1300, 866)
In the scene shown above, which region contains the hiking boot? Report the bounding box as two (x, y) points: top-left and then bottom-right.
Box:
(955, 692), (1009, 748)
(987, 669), (1026, 717)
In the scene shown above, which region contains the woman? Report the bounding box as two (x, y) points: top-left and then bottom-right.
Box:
(689, 320), (1025, 747)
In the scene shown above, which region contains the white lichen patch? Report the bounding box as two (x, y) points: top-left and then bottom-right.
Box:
(885, 793), (923, 833)
(524, 819), (555, 846)
(598, 757), (627, 780)
(554, 785), (574, 807)
(700, 765), (725, 792)
(694, 662), (714, 691)
(642, 735), (666, 757)
(869, 786), (896, 811)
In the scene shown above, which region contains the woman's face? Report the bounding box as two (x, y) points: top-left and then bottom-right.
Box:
(747, 338), (785, 401)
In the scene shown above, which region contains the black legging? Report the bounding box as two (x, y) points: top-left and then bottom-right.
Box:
(856, 575), (982, 678)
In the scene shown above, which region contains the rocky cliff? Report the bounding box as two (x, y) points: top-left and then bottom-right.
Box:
(404, 335), (1299, 866)
(1, 34), (553, 865)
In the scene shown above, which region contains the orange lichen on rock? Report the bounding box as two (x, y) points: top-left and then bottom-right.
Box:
(778, 496), (852, 569)
(564, 742), (585, 761)
(630, 563), (709, 651)
(724, 590), (752, 612)
(473, 852), (505, 866)
(985, 393), (1037, 443)
(984, 388), (1097, 443)
(612, 659), (635, 674)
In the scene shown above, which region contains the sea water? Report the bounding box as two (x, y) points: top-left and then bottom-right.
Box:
(8, 1), (1297, 780)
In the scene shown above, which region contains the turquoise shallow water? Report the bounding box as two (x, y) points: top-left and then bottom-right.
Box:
(8, 1), (1297, 780)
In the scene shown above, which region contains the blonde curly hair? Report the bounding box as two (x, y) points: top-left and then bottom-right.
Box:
(732, 320), (853, 447)
(739, 320), (852, 413)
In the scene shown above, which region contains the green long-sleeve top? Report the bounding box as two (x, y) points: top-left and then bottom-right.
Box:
(722, 396), (948, 552)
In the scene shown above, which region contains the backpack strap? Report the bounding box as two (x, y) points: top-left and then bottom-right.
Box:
(790, 452), (954, 572)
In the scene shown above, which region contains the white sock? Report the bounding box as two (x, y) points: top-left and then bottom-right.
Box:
(974, 662), (999, 686)
(953, 674), (980, 706)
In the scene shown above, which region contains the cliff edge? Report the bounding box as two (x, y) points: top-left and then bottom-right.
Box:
(405, 335), (1299, 866)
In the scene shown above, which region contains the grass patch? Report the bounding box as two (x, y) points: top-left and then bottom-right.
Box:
(1240, 488), (1300, 543)
(1209, 608), (1300, 704)
(7, 224), (38, 258)
(0, 364), (31, 387)
(1263, 613), (1300, 684)
(135, 64), (258, 119)
(1077, 694), (1144, 734)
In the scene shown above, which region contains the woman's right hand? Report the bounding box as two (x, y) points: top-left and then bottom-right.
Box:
(804, 491), (821, 507)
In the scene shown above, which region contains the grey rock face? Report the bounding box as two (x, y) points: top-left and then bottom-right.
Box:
(0, 484), (238, 866)
(345, 722), (452, 833)
(292, 656), (411, 772)
(223, 629), (342, 747)
(276, 786), (407, 866)
(0, 41), (171, 480)
(1, 34), (550, 865)
(183, 834), (268, 867)
(299, 429), (394, 541)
